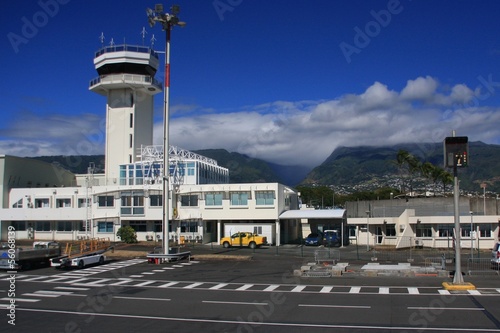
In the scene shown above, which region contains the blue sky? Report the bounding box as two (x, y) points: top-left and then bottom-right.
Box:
(1, 0), (500, 167)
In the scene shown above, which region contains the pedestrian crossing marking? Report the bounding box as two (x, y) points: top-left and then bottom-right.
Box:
(349, 287), (361, 294)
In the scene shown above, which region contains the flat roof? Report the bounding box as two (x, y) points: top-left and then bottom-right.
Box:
(279, 209), (346, 219)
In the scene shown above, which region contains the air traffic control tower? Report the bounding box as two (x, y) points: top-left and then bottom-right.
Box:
(89, 44), (162, 184)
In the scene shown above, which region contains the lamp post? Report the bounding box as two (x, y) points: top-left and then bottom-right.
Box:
(470, 211), (474, 260)
(366, 210), (370, 251)
(146, 4), (185, 256)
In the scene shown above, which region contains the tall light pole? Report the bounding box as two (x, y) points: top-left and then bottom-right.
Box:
(470, 211), (474, 260)
(147, 4), (185, 256)
(366, 210), (370, 251)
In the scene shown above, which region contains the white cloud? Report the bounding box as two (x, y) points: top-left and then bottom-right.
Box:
(2, 76), (500, 168)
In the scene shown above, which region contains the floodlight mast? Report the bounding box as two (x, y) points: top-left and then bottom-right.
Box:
(146, 4), (185, 257)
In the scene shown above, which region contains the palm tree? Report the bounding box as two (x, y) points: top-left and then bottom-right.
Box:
(439, 169), (453, 195)
(420, 161), (435, 194)
(394, 149), (411, 195)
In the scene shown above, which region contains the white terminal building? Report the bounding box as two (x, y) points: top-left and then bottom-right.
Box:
(0, 44), (306, 245)
(0, 43), (499, 249)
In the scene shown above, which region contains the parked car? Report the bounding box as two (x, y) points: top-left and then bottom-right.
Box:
(323, 230), (340, 247)
(220, 232), (267, 249)
(492, 242), (500, 269)
(304, 232), (323, 246)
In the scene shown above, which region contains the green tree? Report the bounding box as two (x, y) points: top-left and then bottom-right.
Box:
(116, 226), (138, 243)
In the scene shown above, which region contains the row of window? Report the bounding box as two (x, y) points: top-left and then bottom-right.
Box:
(416, 224), (492, 238)
(347, 224), (493, 238)
(13, 198), (90, 209)
(9, 221), (199, 233)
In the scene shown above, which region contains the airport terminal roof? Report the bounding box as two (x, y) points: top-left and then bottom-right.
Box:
(279, 209), (346, 219)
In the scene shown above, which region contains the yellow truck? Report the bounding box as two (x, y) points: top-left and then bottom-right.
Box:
(220, 232), (267, 249)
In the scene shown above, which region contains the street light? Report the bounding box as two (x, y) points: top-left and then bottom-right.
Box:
(146, 4), (186, 256)
(470, 211), (474, 260)
(366, 210), (370, 251)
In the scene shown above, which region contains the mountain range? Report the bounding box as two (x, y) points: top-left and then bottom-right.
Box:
(30, 141), (500, 193)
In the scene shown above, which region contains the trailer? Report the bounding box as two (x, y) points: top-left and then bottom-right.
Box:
(0, 241), (61, 270)
(50, 238), (112, 269)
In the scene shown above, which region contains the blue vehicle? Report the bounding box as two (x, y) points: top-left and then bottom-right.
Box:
(304, 232), (323, 246)
(323, 230), (340, 247)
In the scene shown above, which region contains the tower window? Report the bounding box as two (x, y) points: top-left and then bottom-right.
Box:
(130, 113), (133, 128)
(129, 134), (133, 148)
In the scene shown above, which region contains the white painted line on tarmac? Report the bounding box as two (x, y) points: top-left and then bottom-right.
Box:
(349, 287), (361, 294)
(134, 281), (156, 287)
(114, 296), (171, 302)
(0, 297), (39, 302)
(407, 287), (419, 295)
(263, 284), (280, 292)
(438, 289), (451, 295)
(158, 282), (178, 288)
(291, 285), (306, 293)
(203, 300), (268, 306)
(408, 306), (484, 311)
(379, 287), (389, 294)
(468, 290), (481, 295)
(320, 286), (333, 293)
(299, 304), (371, 309)
(184, 282), (203, 289)
(55, 286), (90, 291)
(236, 284), (253, 291)
(209, 283), (228, 290)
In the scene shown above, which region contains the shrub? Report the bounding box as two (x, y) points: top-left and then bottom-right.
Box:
(116, 226), (138, 243)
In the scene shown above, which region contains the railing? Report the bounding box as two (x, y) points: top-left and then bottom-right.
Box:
(94, 44), (159, 59)
(467, 258), (499, 276)
(89, 74), (162, 89)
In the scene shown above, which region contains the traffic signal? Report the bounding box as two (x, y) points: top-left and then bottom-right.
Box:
(444, 136), (469, 168)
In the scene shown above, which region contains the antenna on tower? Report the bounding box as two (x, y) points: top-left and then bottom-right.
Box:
(99, 32), (105, 47)
(109, 38), (115, 47)
(140, 27), (147, 46)
(150, 34), (157, 48)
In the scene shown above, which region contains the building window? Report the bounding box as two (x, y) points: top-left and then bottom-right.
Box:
(56, 198), (72, 208)
(230, 192), (249, 206)
(130, 113), (133, 128)
(129, 134), (133, 148)
(154, 221), (162, 232)
(437, 224), (454, 237)
(479, 224), (492, 238)
(461, 225), (472, 237)
(97, 222), (114, 233)
(12, 221), (26, 231)
(57, 221), (72, 232)
(121, 192), (145, 215)
(180, 221), (197, 233)
(385, 224), (396, 237)
(150, 195), (162, 207)
(129, 221), (147, 232)
(78, 198), (90, 208)
(35, 221), (51, 231)
(348, 225), (357, 237)
(78, 221), (91, 232)
(35, 198), (50, 208)
(254, 226), (262, 234)
(256, 191), (274, 205)
(416, 225), (432, 237)
(181, 195), (198, 207)
(205, 193), (223, 206)
(98, 195), (114, 207)
(12, 198), (23, 208)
